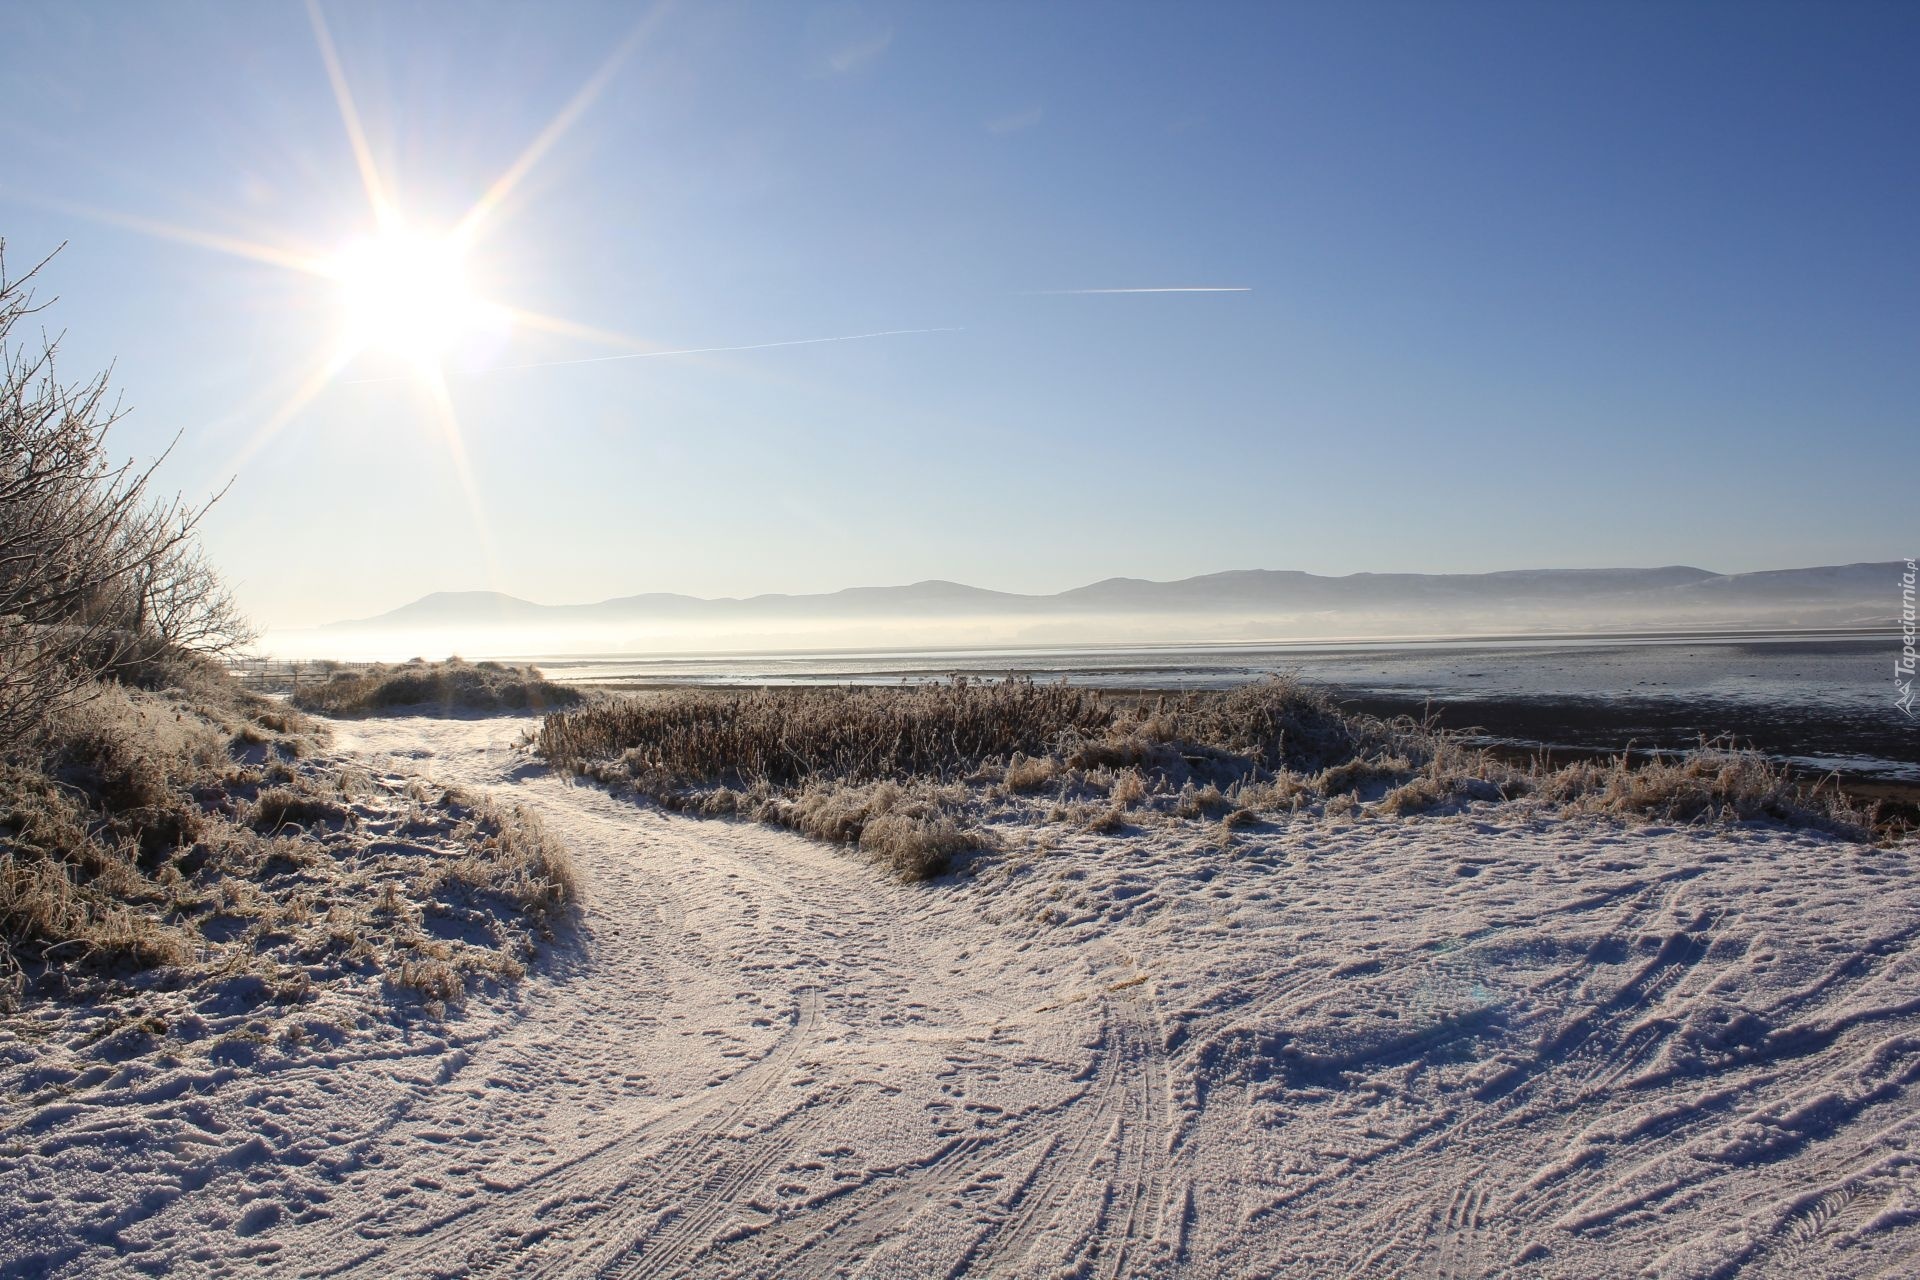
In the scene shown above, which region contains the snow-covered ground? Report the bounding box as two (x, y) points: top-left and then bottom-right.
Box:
(4, 713), (1919, 1278)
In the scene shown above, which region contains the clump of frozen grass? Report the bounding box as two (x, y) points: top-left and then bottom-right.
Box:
(425, 795), (579, 927)
(1172, 782), (1233, 819)
(248, 784), (350, 833)
(0, 676), (321, 1002)
(1109, 768), (1149, 808)
(857, 811), (978, 881)
(1374, 739), (1522, 816)
(293, 657), (582, 717)
(1526, 740), (1867, 832)
(1002, 752), (1062, 794)
(0, 845), (194, 983)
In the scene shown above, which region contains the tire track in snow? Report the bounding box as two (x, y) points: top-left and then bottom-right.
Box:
(510, 990), (830, 1280)
(698, 981), (1170, 1280)
(1318, 877), (1727, 1271)
(333, 990), (826, 1278)
(957, 984), (1170, 1278)
(1555, 908), (1719, 1097)
(1422, 1181), (1491, 1280)
(594, 1083), (858, 1280)
(1096, 988), (1172, 1279)
(1518, 942), (1920, 1236)
(694, 1094), (1050, 1277)
(1334, 875), (1920, 1273)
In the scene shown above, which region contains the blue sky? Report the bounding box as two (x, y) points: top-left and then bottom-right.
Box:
(0, 1), (1913, 628)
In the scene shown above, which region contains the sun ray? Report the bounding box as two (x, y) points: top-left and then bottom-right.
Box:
(452, 4), (672, 249)
(230, 337), (364, 473)
(481, 303), (766, 383)
(306, 0), (395, 229)
(498, 304), (669, 353)
(4, 191), (330, 276)
(417, 366), (501, 589)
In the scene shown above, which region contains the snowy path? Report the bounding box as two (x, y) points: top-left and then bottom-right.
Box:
(5, 713), (1920, 1278)
(313, 716), (1155, 1280)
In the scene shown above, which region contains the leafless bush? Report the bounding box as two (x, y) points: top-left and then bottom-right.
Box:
(0, 243), (253, 755)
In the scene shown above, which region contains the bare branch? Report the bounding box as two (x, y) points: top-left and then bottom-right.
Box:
(0, 240), (255, 753)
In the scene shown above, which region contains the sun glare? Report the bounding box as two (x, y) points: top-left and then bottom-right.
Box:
(327, 229), (494, 361)
(70, 0), (668, 474)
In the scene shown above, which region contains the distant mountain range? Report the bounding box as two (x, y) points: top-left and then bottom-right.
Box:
(325, 561), (1899, 635)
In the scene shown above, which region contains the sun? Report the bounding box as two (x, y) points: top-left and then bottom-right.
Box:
(70, 0), (669, 468)
(326, 228), (495, 362)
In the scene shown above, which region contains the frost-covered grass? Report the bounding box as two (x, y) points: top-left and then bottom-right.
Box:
(4, 711), (1913, 1280)
(1527, 742), (1860, 826)
(2, 671), (315, 990)
(538, 678), (1873, 877)
(292, 657), (582, 717)
(0, 663), (579, 1018)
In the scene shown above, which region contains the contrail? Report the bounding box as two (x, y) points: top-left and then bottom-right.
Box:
(1025, 286), (1252, 295)
(343, 327), (962, 385)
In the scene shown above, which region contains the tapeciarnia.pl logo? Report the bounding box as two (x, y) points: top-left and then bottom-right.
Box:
(1900, 558), (1917, 718)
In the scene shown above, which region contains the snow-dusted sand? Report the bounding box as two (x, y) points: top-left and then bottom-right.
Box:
(5, 713), (1919, 1278)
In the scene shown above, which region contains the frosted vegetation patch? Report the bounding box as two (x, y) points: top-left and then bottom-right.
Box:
(1, 674), (577, 1022)
(291, 657), (582, 717)
(538, 677), (1874, 880)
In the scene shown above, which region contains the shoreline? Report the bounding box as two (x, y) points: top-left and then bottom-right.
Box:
(1327, 689), (1917, 787)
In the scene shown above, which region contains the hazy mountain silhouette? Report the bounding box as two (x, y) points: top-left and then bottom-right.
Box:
(326, 562), (1898, 632)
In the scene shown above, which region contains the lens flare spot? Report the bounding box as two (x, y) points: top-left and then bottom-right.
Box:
(328, 229), (498, 361)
